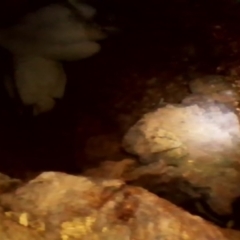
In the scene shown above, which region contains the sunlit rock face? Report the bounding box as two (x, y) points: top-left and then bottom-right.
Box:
(0, 0), (108, 115)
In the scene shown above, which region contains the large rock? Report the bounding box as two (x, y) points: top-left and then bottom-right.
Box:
(0, 171), (239, 240)
(122, 75), (240, 215)
(0, 1), (108, 114)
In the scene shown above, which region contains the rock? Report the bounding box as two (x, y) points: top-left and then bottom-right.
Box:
(0, 173), (22, 194)
(189, 75), (233, 95)
(0, 171), (239, 240)
(84, 158), (138, 179)
(122, 102), (240, 215)
(187, 75), (240, 108)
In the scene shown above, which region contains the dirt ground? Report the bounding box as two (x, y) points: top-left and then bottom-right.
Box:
(0, 0), (240, 179)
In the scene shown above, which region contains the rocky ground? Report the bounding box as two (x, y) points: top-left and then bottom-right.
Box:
(1, 0), (240, 232)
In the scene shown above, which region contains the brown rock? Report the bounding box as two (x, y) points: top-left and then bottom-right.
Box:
(122, 102), (240, 215)
(187, 75), (240, 108)
(0, 173), (22, 194)
(0, 172), (239, 240)
(189, 75), (233, 95)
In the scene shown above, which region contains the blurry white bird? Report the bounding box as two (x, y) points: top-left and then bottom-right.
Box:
(0, 0), (109, 115)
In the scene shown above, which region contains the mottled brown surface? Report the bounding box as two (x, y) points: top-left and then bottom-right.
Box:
(122, 98), (240, 215)
(1, 0), (240, 236)
(185, 75), (240, 110)
(0, 171), (239, 240)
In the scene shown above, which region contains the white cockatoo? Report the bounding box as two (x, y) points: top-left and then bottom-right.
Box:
(0, 0), (108, 115)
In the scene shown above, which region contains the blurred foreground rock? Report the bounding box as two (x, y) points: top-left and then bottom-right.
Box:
(120, 75), (240, 216)
(0, 171), (239, 240)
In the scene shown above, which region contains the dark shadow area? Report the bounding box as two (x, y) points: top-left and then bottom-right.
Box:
(0, 0), (239, 174)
